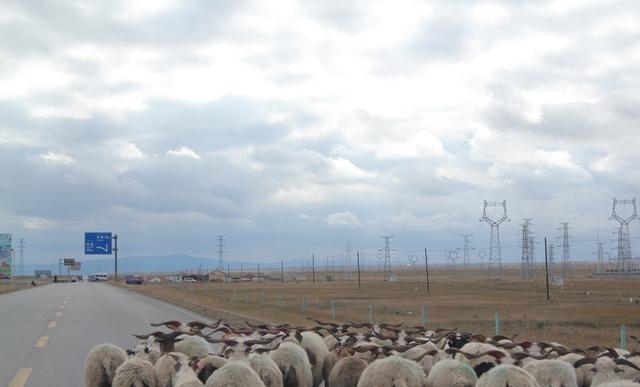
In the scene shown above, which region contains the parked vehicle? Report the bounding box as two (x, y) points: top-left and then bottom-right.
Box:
(125, 274), (144, 285)
(92, 272), (108, 282)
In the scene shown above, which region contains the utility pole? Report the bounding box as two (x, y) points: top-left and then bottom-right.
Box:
(113, 234), (118, 282)
(18, 238), (24, 276)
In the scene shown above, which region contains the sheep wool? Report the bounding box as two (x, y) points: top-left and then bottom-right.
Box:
(112, 357), (157, 387)
(196, 355), (228, 385)
(523, 359), (577, 387)
(356, 355), (427, 387)
(174, 335), (212, 360)
(249, 352), (284, 387)
(270, 341), (314, 387)
(475, 364), (539, 387)
(598, 382), (640, 387)
(155, 352), (188, 387)
(204, 361), (267, 387)
(425, 359), (477, 387)
(84, 343), (129, 387)
(301, 331), (330, 387)
(328, 356), (368, 387)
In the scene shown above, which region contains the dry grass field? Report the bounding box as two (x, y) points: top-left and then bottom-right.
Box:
(118, 262), (640, 350)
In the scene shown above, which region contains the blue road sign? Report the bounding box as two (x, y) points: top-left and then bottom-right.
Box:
(85, 232), (113, 255)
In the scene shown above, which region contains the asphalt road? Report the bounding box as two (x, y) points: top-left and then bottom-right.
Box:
(0, 282), (221, 387)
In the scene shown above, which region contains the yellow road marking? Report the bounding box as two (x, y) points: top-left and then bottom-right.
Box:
(48, 321), (57, 328)
(8, 368), (32, 387)
(35, 336), (49, 348)
(56, 311), (62, 316)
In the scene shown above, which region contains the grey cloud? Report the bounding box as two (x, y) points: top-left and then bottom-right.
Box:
(128, 98), (308, 152)
(5, 0), (245, 50)
(301, 0), (366, 31)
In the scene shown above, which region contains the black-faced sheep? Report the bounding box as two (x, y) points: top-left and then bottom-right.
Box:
(453, 342), (509, 377)
(112, 357), (157, 387)
(204, 361), (267, 387)
(424, 359), (477, 387)
(475, 364), (539, 387)
(195, 355), (228, 385)
(84, 342), (129, 387)
(356, 355), (427, 387)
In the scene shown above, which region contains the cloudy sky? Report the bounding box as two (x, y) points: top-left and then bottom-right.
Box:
(1, 0), (639, 267)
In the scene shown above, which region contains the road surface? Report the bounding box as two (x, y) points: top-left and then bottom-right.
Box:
(0, 282), (220, 387)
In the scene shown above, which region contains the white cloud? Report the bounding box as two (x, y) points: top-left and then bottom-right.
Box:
(326, 211), (362, 226)
(35, 152), (75, 166)
(112, 141), (145, 160)
(166, 146), (201, 159)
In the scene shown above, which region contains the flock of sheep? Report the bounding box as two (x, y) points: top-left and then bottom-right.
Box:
(85, 318), (640, 387)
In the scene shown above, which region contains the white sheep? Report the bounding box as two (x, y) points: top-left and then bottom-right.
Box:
(249, 352), (284, 387)
(112, 357), (157, 387)
(270, 341), (314, 387)
(424, 359), (477, 387)
(84, 342), (129, 387)
(522, 359), (578, 387)
(578, 356), (640, 387)
(300, 331), (329, 387)
(175, 335), (213, 359)
(171, 356), (205, 387)
(558, 353), (593, 387)
(328, 355), (368, 387)
(475, 364), (539, 387)
(324, 346), (356, 387)
(599, 382), (640, 387)
(454, 342), (509, 377)
(356, 355), (427, 387)
(204, 361), (267, 387)
(155, 352), (189, 387)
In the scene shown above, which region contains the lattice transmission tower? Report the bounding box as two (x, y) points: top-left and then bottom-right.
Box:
(458, 234), (474, 275)
(217, 235), (225, 271)
(610, 198), (638, 273)
(558, 223), (571, 279)
(520, 219), (535, 279)
(547, 242), (555, 277)
(380, 235), (394, 281)
(481, 200), (509, 280)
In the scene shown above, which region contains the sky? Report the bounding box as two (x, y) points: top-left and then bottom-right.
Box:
(1, 0), (640, 268)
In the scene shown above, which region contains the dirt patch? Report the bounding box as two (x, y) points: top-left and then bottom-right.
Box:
(118, 264), (640, 349)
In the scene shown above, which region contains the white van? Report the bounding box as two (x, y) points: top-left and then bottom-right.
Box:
(93, 272), (108, 282)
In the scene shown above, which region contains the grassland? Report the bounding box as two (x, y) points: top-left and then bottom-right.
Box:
(116, 262), (640, 350)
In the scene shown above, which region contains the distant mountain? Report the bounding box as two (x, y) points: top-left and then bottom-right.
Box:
(21, 254), (310, 276)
